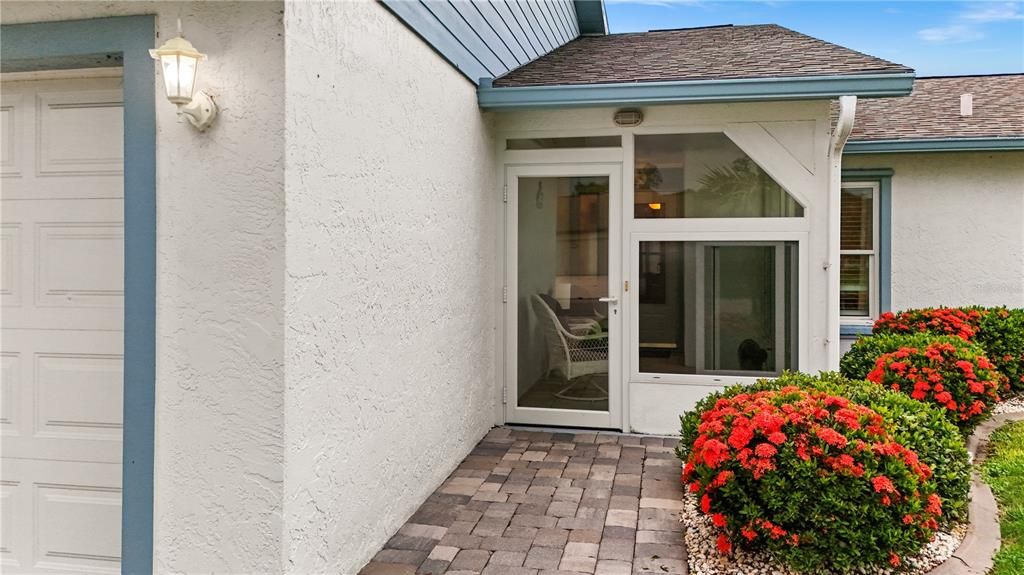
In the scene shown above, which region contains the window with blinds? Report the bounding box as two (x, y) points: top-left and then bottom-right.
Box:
(839, 183), (879, 320)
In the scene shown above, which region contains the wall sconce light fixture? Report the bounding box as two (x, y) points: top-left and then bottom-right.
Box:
(150, 24), (217, 131)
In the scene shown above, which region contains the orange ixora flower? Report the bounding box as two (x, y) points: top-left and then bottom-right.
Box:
(681, 387), (942, 569)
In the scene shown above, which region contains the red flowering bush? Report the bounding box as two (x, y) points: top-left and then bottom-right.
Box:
(844, 333), (1002, 433)
(873, 307), (985, 341)
(682, 387), (942, 572)
(874, 306), (1024, 393)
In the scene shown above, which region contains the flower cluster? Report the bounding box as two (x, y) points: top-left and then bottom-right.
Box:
(873, 308), (984, 341)
(682, 387), (942, 572)
(873, 306), (1024, 392)
(866, 340), (1002, 433)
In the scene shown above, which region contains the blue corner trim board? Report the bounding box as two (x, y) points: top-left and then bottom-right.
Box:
(2, 16), (157, 574)
(840, 324), (874, 337)
(478, 72), (915, 109)
(845, 137), (1024, 154)
(842, 168), (893, 315)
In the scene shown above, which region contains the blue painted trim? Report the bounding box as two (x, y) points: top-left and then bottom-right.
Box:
(380, 0), (491, 84)
(573, 0), (607, 35)
(478, 72), (915, 109)
(842, 169), (893, 314)
(840, 324), (873, 337)
(2, 16), (156, 575)
(845, 137), (1024, 154)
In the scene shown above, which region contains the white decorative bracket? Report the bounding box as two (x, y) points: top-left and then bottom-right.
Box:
(178, 90), (217, 132)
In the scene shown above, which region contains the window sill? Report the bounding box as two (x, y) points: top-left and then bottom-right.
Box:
(840, 323), (873, 337)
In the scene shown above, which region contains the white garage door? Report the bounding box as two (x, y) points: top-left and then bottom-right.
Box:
(1, 73), (125, 574)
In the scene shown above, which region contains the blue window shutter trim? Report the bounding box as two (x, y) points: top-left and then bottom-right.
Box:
(842, 168), (893, 315)
(2, 15), (158, 575)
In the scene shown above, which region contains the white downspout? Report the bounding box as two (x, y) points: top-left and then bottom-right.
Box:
(827, 95), (857, 369)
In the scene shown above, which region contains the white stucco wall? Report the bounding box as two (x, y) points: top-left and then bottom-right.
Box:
(283, 2), (498, 573)
(845, 152), (1024, 309)
(2, 2), (286, 572)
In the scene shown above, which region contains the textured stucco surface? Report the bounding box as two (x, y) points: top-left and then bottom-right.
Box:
(283, 2), (498, 573)
(1, 2), (286, 572)
(845, 152), (1024, 309)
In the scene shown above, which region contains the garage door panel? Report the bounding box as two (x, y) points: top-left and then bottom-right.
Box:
(2, 223), (23, 307)
(2, 330), (122, 463)
(1, 199), (123, 331)
(36, 222), (124, 310)
(1, 459), (121, 574)
(2, 74), (124, 574)
(1, 78), (121, 199)
(1, 92), (28, 179)
(1, 478), (24, 570)
(36, 353), (122, 441)
(37, 89), (123, 177)
(2, 352), (21, 434)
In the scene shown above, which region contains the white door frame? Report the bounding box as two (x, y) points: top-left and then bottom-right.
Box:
(504, 163), (624, 429)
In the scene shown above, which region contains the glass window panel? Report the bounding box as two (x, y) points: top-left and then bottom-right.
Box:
(518, 176), (610, 411)
(638, 241), (798, 376)
(841, 186), (874, 250)
(634, 133), (804, 218)
(839, 254), (871, 317)
(507, 136), (622, 150)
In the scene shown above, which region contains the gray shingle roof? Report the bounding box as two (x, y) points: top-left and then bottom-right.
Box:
(849, 74), (1024, 141)
(492, 24), (912, 87)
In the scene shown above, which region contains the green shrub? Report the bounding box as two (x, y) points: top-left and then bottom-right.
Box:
(839, 333), (914, 380)
(842, 333), (1002, 433)
(678, 371), (970, 524)
(683, 385), (942, 571)
(873, 306), (1024, 393)
(970, 306), (1024, 393)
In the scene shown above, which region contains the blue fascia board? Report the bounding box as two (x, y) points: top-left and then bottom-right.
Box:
(478, 72), (915, 109)
(573, 0), (608, 35)
(845, 137), (1024, 154)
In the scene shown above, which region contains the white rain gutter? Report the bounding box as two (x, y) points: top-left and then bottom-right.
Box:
(827, 95), (857, 368)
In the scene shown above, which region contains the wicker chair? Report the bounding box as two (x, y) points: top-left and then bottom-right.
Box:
(530, 294), (609, 401)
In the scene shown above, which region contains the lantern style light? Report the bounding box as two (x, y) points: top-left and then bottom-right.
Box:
(150, 29), (217, 131)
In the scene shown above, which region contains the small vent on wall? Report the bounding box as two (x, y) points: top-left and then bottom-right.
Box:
(613, 109), (643, 127)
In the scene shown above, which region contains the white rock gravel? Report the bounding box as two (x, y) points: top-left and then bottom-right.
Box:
(992, 395), (1024, 414)
(681, 492), (966, 575)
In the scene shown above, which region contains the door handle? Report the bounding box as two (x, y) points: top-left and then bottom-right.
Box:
(598, 296), (619, 304)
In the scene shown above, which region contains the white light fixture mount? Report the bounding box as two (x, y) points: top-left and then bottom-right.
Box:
(150, 23), (217, 131)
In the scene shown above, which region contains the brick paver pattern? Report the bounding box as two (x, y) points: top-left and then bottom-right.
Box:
(357, 427), (686, 575)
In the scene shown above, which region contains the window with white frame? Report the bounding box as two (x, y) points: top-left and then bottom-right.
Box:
(839, 182), (879, 321)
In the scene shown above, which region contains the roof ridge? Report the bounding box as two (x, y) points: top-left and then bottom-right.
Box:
(647, 24), (735, 33)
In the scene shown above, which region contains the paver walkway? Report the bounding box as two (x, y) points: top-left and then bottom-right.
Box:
(358, 427), (687, 575)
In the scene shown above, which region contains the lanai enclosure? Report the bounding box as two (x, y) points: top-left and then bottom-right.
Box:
(0, 2), (920, 573)
(476, 25), (914, 433)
